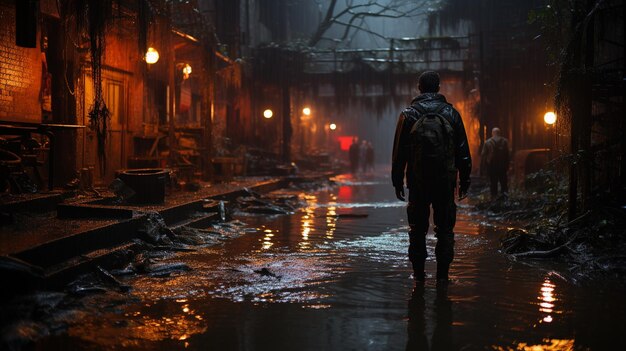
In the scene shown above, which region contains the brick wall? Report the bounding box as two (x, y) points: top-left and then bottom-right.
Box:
(0, 2), (42, 122)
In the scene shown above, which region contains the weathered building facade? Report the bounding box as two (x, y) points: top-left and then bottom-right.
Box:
(1, 0), (221, 186)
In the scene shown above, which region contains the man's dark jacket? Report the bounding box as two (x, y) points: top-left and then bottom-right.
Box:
(392, 93), (472, 190)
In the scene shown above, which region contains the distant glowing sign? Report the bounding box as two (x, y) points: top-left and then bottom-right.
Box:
(337, 136), (355, 151)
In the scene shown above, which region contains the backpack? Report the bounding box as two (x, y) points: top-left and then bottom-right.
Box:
(489, 137), (509, 167)
(408, 103), (456, 185)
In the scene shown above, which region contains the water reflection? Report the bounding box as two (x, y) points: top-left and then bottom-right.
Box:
(538, 277), (558, 324)
(261, 228), (274, 250)
(326, 200), (337, 240)
(407, 283), (455, 351)
(337, 185), (353, 201)
(299, 194), (317, 250)
(513, 339), (575, 350)
(67, 298), (208, 347)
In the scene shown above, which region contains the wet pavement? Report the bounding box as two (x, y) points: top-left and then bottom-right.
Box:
(28, 174), (626, 350)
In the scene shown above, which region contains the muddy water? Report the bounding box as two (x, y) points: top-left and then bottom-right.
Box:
(39, 175), (625, 350)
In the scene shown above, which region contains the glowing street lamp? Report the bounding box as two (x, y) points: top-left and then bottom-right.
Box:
(145, 47), (159, 64)
(182, 64), (192, 79)
(544, 111), (557, 125)
(263, 109), (273, 119)
(329, 123), (337, 130)
(302, 107), (311, 116)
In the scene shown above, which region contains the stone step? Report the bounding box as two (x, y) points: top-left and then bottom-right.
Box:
(43, 242), (138, 289)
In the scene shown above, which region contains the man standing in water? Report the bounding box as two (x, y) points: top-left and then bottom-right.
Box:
(481, 127), (510, 200)
(392, 71), (472, 282)
(349, 137), (360, 175)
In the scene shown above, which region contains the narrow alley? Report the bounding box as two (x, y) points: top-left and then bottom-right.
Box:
(1, 1), (624, 350)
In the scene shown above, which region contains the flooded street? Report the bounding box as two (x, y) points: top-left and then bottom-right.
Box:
(37, 174), (625, 350)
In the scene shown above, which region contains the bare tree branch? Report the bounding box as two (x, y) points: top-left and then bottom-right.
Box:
(308, 0), (439, 47)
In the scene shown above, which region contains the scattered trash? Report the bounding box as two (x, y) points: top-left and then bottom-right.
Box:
(108, 178), (135, 202)
(477, 169), (626, 280)
(234, 190), (303, 215)
(218, 200), (226, 221)
(137, 212), (175, 245)
(69, 285), (109, 296)
(143, 262), (190, 277)
(95, 266), (130, 292)
(253, 267), (281, 280)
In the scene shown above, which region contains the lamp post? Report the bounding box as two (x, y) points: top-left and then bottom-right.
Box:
(544, 111), (557, 158)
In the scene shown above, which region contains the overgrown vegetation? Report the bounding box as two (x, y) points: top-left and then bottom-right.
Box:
(472, 0), (625, 280)
(475, 166), (626, 281)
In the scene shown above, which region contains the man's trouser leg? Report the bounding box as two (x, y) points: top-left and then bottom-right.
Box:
(499, 169), (508, 195)
(489, 170), (498, 199)
(407, 190), (429, 280)
(432, 184), (456, 280)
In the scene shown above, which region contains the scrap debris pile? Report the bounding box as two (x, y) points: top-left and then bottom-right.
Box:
(233, 188), (305, 215)
(68, 183), (326, 290)
(475, 169), (626, 280)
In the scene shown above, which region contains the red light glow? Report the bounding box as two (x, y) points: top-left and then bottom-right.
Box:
(338, 186), (352, 201)
(337, 136), (356, 151)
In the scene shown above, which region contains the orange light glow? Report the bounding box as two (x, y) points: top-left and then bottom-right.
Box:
(145, 47), (159, 64)
(538, 277), (559, 323)
(182, 64), (192, 79)
(544, 111), (557, 125)
(299, 194), (317, 250)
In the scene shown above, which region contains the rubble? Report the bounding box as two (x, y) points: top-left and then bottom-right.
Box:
(475, 169), (626, 282)
(233, 187), (305, 215)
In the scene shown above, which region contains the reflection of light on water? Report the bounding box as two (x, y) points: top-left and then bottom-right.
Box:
(538, 278), (558, 323)
(455, 212), (480, 235)
(303, 304), (332, 309)
(511, 338), (574, 351)
(261, 228), (274, 250)
(70, 299), (208, 345)
(299, 194), (317, 250)
(326, 204), (337, 239)
(337, 185), (352, 201)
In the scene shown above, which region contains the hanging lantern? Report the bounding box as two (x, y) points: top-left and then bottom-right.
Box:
(145, 47), (159, 64)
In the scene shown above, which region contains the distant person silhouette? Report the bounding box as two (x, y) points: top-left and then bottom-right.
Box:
(366, 141), (375, 172)
(359, 140), (368, 173)
(349, 137), (360, 174)
(481, 127), (510, 200)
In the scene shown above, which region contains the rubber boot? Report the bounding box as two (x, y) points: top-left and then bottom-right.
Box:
(436, 262), (449, 282)
(412, 261), (425, 282)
